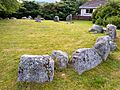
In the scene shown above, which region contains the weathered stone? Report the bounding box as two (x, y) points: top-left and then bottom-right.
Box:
(35, 19), (41, 22)
(94, 40), (110, 61)
(109, 41), (117, 51)
(89, 24), (104, 33)
(35, 15), (41, 22)
(41, 18), (45, 20)
(96, 35), (112, 44)
(18, 55), (54, 83)
(96, 35), (116, 51)
(22, 17), (27, 19)
(66, 14), (72, 23)
(51, 50), (68, 68)
(54, 16), (59, 22)
(71, 48), (102, 75)
(28, 16), (32, 20)
(106, 24), (117, 40)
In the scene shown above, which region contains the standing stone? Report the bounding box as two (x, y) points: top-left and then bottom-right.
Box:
(96, 35), (116, 51)
(89, 24), (104, 33)
(35, 15), (41, 22)
(66, 14), (72, 23)
(51, 50), (68, 68)
(18, 55), (54, 83)
(96, 35), (112, 45)
(54, 16), (59, 22)
(93, 40), (110, 61)
(28, 16), (32, 20)
(71, 48), (102, 75)
(106, 24), (117, 40)
(109, 41), (117, 51)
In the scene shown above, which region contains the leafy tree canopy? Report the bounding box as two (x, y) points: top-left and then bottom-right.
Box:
(92, 1), (120, 28)
(0, 0), (20, 13)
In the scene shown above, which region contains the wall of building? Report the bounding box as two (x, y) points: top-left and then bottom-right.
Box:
(81, 9), (96, 16)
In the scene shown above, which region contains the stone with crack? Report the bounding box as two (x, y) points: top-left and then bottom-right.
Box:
(71, 48), (102, 75)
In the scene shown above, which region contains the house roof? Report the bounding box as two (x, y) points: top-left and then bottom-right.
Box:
(79, 0), (107, 9)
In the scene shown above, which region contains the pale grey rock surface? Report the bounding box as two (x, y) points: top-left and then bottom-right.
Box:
(66, 14), (72, 22)
(22, 17), (27, 19)
(18, 55), (54, 83)
(28, 16), (32, 20)
(54, 16), (59, 22)
(94, 40), (110, 61)
(96, 35), (116, 51)
(51, 50), (68, 68)
(109, 41), (117, 51)
(71, 48), (102, 75)
(89, 24), (104, 33)
(35, 15), (41, 22)
(106, 24), (117, 40)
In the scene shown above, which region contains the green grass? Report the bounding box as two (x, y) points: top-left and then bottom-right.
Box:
(0, 20), (120, 90)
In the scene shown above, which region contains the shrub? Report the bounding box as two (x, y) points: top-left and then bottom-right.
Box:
(105, 16), (120, 29)
(92, 1), (120, 28)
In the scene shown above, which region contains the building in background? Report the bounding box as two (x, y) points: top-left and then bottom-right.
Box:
(74, 0), (107, 20)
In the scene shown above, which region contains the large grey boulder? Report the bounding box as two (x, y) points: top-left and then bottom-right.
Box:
(35, 15), (41, 22)
(51, 50), (68, 68)
(28, 16), (32, 20)
(66, 14), (72, 22)
(5, 18), (9, 20)
(96, 35), (116, 51)
(18, 55), (54, 83)
(106, 24), (117, 40)
(96, 35), (112, 45)
(94, 40), (110, 61)
(71, 48), (102, 75)
(54, 16), (59, 22)
(89, 24), (104, 33)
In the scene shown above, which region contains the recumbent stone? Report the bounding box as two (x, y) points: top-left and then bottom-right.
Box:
(96, 35), (116, 51)
(54, 16), (59, 22)
(89, 24), (104, 33)
(94, 40), (110, 61)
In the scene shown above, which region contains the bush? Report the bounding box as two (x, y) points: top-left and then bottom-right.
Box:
(105, 16), (120, 29)
(92, 1), (120, 28)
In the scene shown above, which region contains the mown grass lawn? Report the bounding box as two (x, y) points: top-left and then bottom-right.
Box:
(0, 19), (120, 90)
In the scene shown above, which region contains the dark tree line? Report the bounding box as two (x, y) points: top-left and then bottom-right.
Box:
(0, 0), (87, 20)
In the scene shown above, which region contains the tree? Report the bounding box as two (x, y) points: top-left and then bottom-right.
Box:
(12, 1), (42, 18)
(0, 0), (20, 13)
(92, 1), (120, 28)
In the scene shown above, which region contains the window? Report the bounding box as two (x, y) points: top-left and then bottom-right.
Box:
(86, 9), (93, 13)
